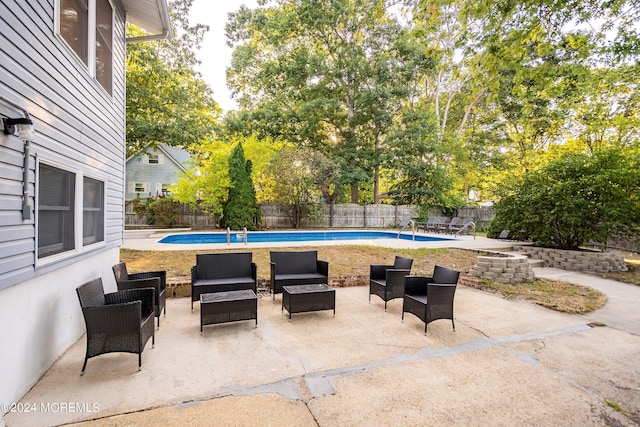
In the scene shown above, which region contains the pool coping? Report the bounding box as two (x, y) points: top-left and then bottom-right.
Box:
(122, 229), (516, 252)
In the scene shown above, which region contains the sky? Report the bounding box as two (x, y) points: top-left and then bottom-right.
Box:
(188, 0), (259, 112)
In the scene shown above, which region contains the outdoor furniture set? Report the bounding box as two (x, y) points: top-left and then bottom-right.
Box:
(75, 250), (459, 373)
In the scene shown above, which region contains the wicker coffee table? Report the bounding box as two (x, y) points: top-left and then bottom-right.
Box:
(200, 289), (257, 333)
(282, 284), (335, 320)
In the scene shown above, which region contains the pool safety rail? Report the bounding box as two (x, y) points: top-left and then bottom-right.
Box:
(227, 227), (248, 244)
(398, 220), (415, 240)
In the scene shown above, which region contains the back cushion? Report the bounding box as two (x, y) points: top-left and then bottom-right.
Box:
(271, 251), (317, 275)
(197, 253), (252, 279)
(394, 256), (413, 270)
(432, 266), (460, 284)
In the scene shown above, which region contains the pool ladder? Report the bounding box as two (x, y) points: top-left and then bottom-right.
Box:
(226, 227), (248, 244)
(398, 220), (416, 241)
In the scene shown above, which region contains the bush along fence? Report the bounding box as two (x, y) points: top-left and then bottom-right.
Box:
(126, 200), (496, 230)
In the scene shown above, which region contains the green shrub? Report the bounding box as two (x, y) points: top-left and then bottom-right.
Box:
(490, 149), (640, 249)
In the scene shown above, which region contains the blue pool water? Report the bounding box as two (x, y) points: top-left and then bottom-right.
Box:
(158, 230), (453, 244)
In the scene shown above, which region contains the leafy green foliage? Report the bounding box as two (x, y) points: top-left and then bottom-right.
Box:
(269, 147), (339, 228)
(125, 0), (220, 157)
(171, 136), (283, 214)
(225, 0), (423, 203)
(489, 149), (640, 249)
(133, 197), (180, 228)
(220, 144), (261, 230)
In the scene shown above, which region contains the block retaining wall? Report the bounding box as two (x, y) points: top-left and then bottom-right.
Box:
(513, 245), (628, 273)
(468, 252), (536, 284)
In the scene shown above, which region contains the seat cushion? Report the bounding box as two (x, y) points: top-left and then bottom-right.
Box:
(370, 278), (387, 287)
(275, 273), (326, 286)
(194, 277), (255, 287)
(405, 294), (428, 304)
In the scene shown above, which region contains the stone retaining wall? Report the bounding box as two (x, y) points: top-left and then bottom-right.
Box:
(513, 245), (628, 273)
(468, 253), (536, 284)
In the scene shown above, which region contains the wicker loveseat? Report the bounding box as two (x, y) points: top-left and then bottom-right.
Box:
(191, 252), (257, 309)
(270, 250), (329, 301)
(76, 278), (155, 374)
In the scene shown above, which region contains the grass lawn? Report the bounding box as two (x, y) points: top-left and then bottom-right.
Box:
(120, 246), (611, 314)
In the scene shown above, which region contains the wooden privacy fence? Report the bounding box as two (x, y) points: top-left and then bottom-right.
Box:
(260, 203), (418, 228)
(125, 201), (496, 230)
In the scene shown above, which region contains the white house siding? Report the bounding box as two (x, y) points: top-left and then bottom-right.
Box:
(0, 0), (128, 413)
(0, 249), (120, 413)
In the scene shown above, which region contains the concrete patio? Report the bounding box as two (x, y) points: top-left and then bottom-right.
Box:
(5, 271), (640, 426)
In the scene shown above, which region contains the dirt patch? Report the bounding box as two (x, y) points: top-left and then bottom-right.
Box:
(119, 246), (479, 282)
(464, 277), (607, 313)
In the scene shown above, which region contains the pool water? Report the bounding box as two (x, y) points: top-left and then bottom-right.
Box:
(158, 230), (453, 244)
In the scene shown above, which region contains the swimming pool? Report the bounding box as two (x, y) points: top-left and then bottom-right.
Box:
(158, 230), (454, 245)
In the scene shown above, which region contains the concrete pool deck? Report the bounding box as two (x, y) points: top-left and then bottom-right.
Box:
(5, 282), (639, 426)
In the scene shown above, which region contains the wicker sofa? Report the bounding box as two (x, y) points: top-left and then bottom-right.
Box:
(191, 252), (257, 309)
(270, 250), (329, 301)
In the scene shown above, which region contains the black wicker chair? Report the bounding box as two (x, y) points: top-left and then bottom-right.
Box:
(369, 256), (413, 310)
(402, 265), (460, 334)
(76, 278), (155, 375)
(113, 262), (166, 328)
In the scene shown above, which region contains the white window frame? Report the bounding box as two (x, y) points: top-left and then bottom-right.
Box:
(82, 174), (107, 248)
(54, 0), (114, 95)
(36, 159), (107, 267)
(133, 182), (150, 193)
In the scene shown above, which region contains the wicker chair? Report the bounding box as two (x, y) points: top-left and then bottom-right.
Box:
(369, 256), (413, 310)
(402, 265), (460, 334)
(76, 278), (155, 374)
(113, 262), (166, 327)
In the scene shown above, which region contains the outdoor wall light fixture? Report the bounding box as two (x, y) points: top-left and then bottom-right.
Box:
(2, 116), (34, 141)
(1, 96), (35, 221)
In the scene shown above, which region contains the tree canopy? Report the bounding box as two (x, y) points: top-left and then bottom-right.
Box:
(125, 0), (220, 157)
(125, 0), (640, 240)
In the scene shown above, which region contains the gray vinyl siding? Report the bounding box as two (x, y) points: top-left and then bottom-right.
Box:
(0, 0), (127, 290)
(125, 145), (191, 200)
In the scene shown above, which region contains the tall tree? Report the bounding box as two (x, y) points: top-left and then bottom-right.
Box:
(126, 0), (220, 157)
(220, 144), (261, 230)
(269, 147), (337, 228)
(225, 0), (416, 204)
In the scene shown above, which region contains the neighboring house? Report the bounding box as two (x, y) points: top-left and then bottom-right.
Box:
(0, 0), (170, 419)
(125, 143), (192, 199)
